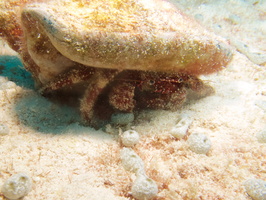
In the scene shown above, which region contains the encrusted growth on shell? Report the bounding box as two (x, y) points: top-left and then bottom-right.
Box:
(19, 0), (232, 83)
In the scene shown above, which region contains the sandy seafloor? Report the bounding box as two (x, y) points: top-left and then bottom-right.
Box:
(0, 0), (266, 199)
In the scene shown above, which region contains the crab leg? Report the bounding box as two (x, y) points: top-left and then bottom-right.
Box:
(0, 9), (23, 52)
(108, 81), (136, 112)
(184, 75), (214, 97)
(80, 69), (120, 128)
(39, 65), (96, 94)
(137, 87), (187, 111)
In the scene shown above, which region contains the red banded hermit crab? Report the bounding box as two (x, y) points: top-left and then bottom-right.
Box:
(0, 0), (232, 128)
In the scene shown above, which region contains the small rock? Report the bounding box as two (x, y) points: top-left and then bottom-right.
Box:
(244, 179), (266, 200)
(194, 13), (204, 22)
(187, 133), (211, 154)
(120, 130), (140, 147)
(0, 124), (9, 135)
(131, 174), (158, 200)
(256, 127), (266, 143)
(170, 116), (192, 139)
(1, 173), (32, 200)
(120, 147), (145, 174)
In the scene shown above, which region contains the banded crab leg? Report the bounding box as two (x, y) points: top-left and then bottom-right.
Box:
(108, 81), (136, 112)
(80, 69), (120, 128)
(39, 65), (96, 94)
(39, 65), (119, 128)
(137, 87), (187, 111)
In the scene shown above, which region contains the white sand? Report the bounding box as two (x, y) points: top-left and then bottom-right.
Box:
(0, 0), (266, 199)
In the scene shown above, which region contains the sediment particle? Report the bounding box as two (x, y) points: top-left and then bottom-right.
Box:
(1, 173), (32, 200)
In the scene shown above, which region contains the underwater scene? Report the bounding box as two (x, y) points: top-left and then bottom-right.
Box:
(0, 0), (265, 199)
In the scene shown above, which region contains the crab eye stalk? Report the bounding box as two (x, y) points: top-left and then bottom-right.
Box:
(148, 80), (155, 85)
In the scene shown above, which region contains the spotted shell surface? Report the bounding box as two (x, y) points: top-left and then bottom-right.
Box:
(1, 0), (232, 85)
(20, 0), (231, 82)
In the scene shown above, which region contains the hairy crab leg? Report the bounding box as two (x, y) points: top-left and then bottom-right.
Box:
(0, 6), (41, 85)
(0, 1), (24, 52)
(108, 81), (136, 112)
(184, 75), (215, 97)
(80, 69), (120, 128)
(0, 18), (22, 52)
(137, 87), (187, 111)
(39, 65), (96, 94)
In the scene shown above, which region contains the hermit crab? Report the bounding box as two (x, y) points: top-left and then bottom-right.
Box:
(0, 0), (232, 128)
